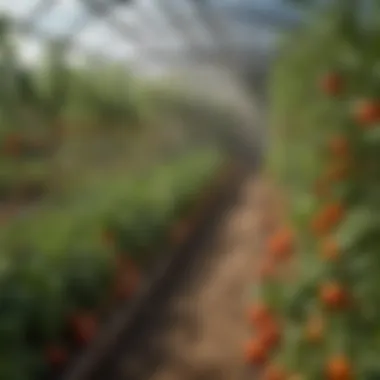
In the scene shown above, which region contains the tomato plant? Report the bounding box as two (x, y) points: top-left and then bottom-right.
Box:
(0, 148), (227, 379)
(248, 1), (380, 379)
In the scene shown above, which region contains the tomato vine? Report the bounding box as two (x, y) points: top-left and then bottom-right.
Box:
(247, 1), (380, 379)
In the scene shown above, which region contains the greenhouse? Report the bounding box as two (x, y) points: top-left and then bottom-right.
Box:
(0, 0), (378, 379)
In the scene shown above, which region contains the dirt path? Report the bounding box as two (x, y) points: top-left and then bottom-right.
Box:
(103, 175), (266, 380)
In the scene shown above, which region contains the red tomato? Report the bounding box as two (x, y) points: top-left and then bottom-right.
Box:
(354, 100), (380, 126)
(70, 312), (98, 345)
(244, 338), (268, 366)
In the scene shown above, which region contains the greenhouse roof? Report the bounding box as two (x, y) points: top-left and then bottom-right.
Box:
(0, 0), (303, 73)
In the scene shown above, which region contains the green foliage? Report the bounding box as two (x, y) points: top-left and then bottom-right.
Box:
(268, 7), (349, 192)
(257, 0), (380, 377)
(0, 147), (224, 378)
(0, 17), (157, 205)
(0, 19), (147, 133)
(0, 15), (238, 379)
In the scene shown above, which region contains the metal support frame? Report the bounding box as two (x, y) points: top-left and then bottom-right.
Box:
(7, 0), (299, 69)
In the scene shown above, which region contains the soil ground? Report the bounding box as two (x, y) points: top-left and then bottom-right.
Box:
(108, 175), (270, 380)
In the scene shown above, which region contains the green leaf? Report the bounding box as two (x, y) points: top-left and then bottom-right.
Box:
(364, 127), (380, 144)
(292, 193), (318, 225)
(335, 206), (374, 250)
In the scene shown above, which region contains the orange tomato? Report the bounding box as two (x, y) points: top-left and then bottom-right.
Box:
(267, 227), (295, 260)
(244, 338), (268, 366)
(319, 282), (348, 310)
(311, 202), (345, 236)
(248, 303), (272, 328)
(326, 355), (352, 380)
(354, 100), (380, 126)
(320, 72), (343, 96)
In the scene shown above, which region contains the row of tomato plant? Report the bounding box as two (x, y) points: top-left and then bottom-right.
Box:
(245, 1), (380, 380)
(0, 148), (229, 380)
(0, 15), (150, 205)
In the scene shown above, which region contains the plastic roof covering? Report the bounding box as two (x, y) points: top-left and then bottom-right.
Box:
(0, 0), (302, 74)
